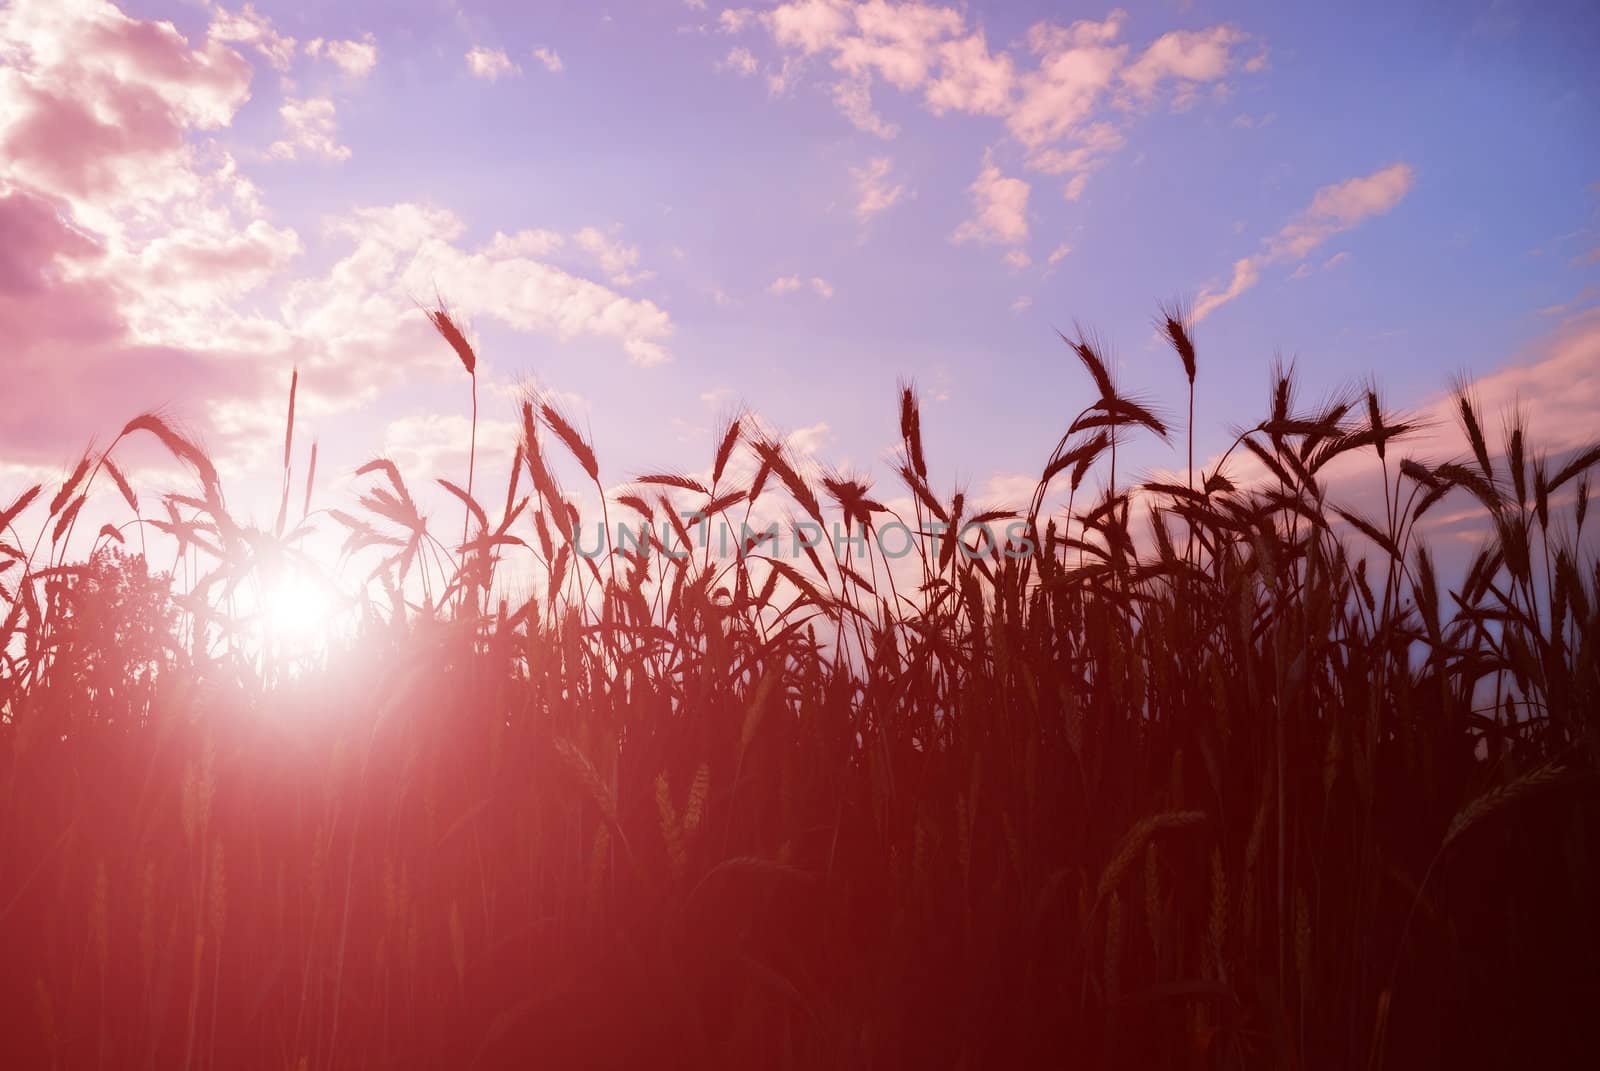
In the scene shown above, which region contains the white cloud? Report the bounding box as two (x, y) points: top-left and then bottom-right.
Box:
(485, 228), (565, 258)
(1443, 307), (1600, 454)
(852, 156), (905, 222)
(306, 34), (378, 79)
(924, 29), (1013, 116)
(726, 1), (1260, 209)
(573, 225), (652, 286)
(268, 97), (351, 162)
(381, 414), (520, 484)
(466, 46), (519, 81)
(1193, 256), (1260, 320)
(719, 8), (756, 34)
(767, 275), (833, 298)
(720, 46), (758, 76)
(1007, 13), (1127, 150)
(1003, 249), (1031, 269)
(982, 471), (1038, 509)
(1194, 163), (1415, 320)
(532, 46), (563, 73)
(952, 150), (1029, 246)
(832, 74), (897, 138)
(1266, 163), (1416, 261)
(0, 0), (293, 459)
(0, 0), (680, 475)
(1010, 295), (1033, 313)
(289, 203), (676, 370)
(1047, 242), (1072, 265)
(208, 3), (296, 72)
(786, 421), (831, 456)
(1120, 25), (1249, 99)
(0, 0), (254, 226)
(1062, 173), (1088, 201)
(768, 0), (852, 54)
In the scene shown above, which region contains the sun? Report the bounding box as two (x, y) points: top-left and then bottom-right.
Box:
(260, 570), (334, 652)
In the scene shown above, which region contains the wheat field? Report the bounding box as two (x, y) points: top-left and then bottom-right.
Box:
(1, 307), (1596, 1068)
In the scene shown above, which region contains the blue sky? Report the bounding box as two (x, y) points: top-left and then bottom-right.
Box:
(1, 0), (1597, 527)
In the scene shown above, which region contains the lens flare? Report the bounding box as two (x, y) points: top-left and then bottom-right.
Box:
(261, 571), (332, 650)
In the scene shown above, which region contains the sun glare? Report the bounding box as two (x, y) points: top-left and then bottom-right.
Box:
(261, 571), (333, 651)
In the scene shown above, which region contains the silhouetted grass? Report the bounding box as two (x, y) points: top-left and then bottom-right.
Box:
(1, 307), (1596, 1068)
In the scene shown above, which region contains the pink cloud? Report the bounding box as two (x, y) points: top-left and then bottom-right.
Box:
(0, 189), (271, 463)
(0, 0), (252, 215)
(0, 0), (679, 474)
(1438, 306), (1600, 456)
(465, 46), (519, 81)
(1120, 25), (1250, 99)
(268, 97), (351, 162)
(1194, 163), (1415, 320)
(305, 35), (378, 79)
(207, 3), (296, 73)
(952, 150), (1030, 246)
(731, 1), (1257, 207)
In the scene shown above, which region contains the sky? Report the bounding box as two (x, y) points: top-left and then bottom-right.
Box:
(2, 0), (1598, 536)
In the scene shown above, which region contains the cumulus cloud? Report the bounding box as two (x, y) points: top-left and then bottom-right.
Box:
(924, 29), (1013, 116)
(952, 150), (1029, 246)
(0, 0), (678, 466)
(0, 0), (286, 455)
(719, 8), (756, 34)
(572, 225), (652, 287)
(268, 97), (351, 162)
(1120, 25), (1248, 99)
(851, 156), (905, 222)
(1006, 12), (1127, 150)
(768, 275), (834, 298)
(466, 46), (519, 81)
(381, 414), (520, 484)
(1194, 163), (1415, 320)
(291, 204), (676, 370)
(724, 1), (1259, 206)
(306, 34), (378, 79)
(786, 421), (831, 456)
(0, 0), (253, 215)
(485, 228), (565, 258)
(720, 46), (759, 76)
(0, 186), (272, 461)
(832, 74), (897, 138)
(532, 46), (563, 73)
(207, 2), (296, 72)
